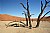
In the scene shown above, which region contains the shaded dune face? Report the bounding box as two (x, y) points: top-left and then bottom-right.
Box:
(0, 14), (26, 21)
(0, 14), (50, 22)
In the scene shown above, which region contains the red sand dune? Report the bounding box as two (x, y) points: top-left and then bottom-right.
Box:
(41, 16), (50, 21)
(0, 14), (50, 22)
(0, 14), (25, 21)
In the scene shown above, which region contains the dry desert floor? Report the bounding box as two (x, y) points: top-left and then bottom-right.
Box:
(0, 21), (50, 33)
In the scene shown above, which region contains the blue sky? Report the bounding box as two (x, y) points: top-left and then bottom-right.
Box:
(0, 0), (50, 18)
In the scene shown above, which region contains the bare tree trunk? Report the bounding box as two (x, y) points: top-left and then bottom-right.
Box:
(25, 15), (28, 26)
(20, 0), (32, 29)
(35, 0), (50, 28)
(27, 0), (32, 29)
(22, 11), (28, 26)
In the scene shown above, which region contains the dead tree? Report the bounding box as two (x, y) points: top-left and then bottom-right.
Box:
(20, 0), (32, 29)
(5, 21), (26, 28)
(22, 11), (28, 26)
(35, 0), (50, 28)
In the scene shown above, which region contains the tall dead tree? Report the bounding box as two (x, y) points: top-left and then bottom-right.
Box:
(20, 0), (32, 29)
(22, 11), (28, 26)
(35, 0), (50, 28)
(27, 0), (32, 29)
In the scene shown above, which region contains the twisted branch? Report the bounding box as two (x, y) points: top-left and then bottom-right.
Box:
(20, 3), (27, 10)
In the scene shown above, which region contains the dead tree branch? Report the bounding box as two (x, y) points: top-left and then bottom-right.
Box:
(22, 11), (28, 26)
(20, 3), (27, 10)
(30, 14), (34, 17)
(35, 0), (50, 28)
(40, 11), (50, 20)
(20, 0), (32, 29)
(27, 0), (32, 29)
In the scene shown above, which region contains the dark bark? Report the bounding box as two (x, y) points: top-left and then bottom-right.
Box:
(27, 0), (32, 29)
(40, 11), (50, 20)
(20, 0), (32, 29)
(22, 11), (28, 26)
(20, 3), (27, 10)
(35, 0), (50, 28)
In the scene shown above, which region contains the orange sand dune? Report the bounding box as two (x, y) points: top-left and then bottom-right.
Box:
(0, 14), (50, 22)
(0, 14), (25, 21)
